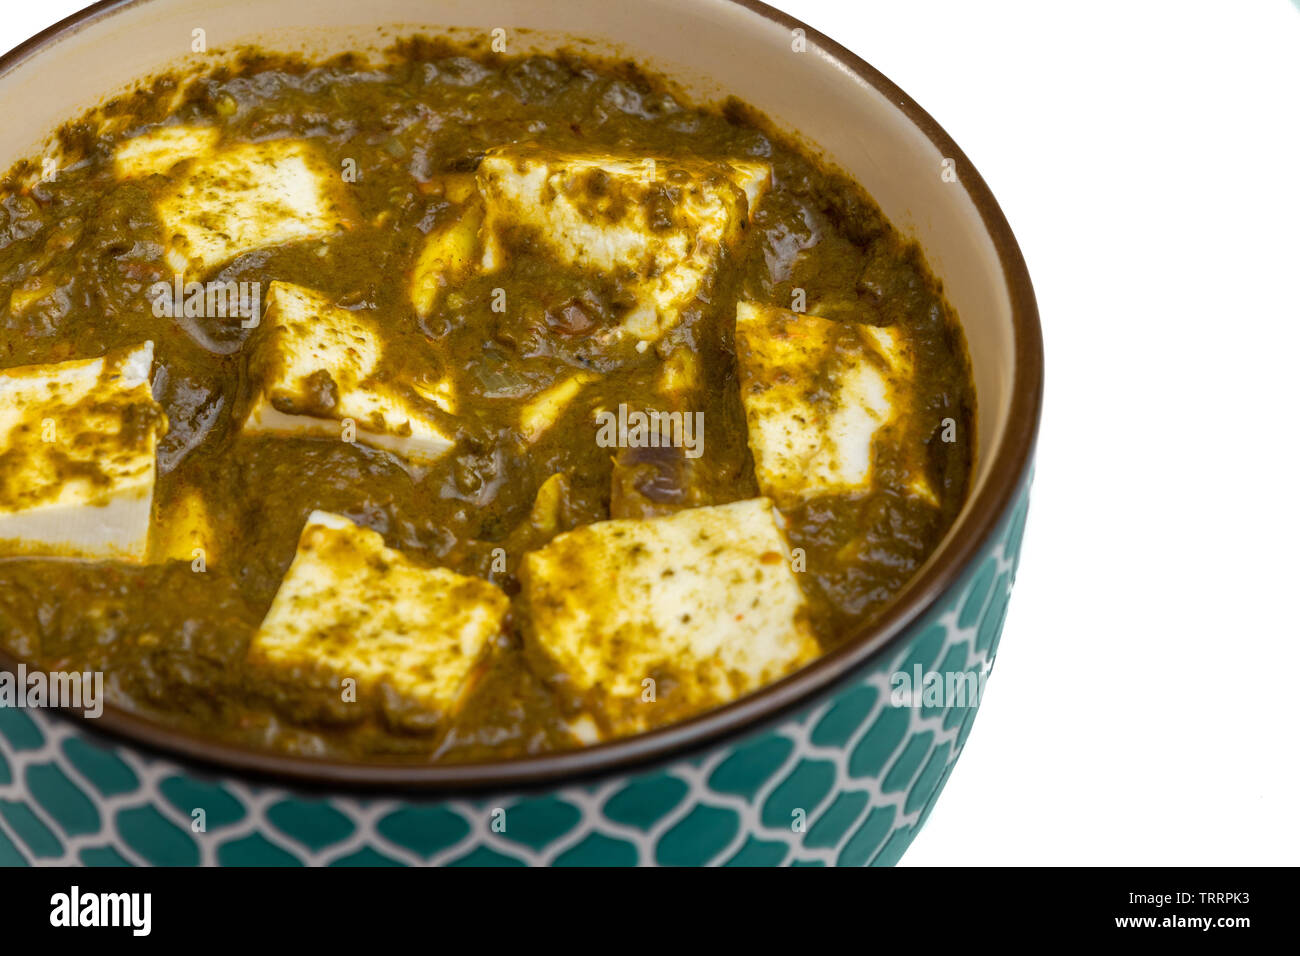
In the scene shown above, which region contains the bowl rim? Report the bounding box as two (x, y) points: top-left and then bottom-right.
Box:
(0, 0), (1043, 793)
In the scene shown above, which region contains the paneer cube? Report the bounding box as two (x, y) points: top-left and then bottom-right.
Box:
(112, 124), (220, 179)
(248, 511), (509, 726)
(477, 148), (770, 343)
(113, 134), (352, 278)
(244, 281), (456, 464)
(0, 342), (166, 561)
(521, 497), (819, 737)
(863, 323), (913, 375)
(735, 301), (904, 504)
(859, 324), (940, 505)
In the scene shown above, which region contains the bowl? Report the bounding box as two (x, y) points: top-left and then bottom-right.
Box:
(0, 0), (1041, 866)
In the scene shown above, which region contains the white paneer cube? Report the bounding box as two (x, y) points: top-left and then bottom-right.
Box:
(248, 511), (509, 722)
(521, 497), (819, 737)
(0, 342), (165, 561)
(112, 124), (220, 179)
(477, 148), (770, 343)
(735, 301), (905, 504)
(114, 135), (352, 278)
(243, 282), (457, 465)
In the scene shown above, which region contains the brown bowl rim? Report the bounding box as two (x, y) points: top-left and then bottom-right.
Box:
(0, 0), (1043, 793)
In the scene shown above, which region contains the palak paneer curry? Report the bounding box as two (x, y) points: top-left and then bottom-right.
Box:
(0, 41), (974, 761)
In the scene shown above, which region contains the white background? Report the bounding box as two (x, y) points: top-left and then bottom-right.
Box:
(3, 1), (1297, 865)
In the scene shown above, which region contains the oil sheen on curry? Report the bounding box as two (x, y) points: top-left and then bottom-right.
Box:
(0, 41), (974, 762)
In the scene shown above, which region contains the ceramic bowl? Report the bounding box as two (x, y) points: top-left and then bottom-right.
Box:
(0, 0), (1041, 866)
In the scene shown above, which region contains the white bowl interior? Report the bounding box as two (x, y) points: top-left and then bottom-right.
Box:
(0, 0), (1016, 537)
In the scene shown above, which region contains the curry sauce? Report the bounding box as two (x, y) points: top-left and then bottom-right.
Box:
(0, 41), (974, 762)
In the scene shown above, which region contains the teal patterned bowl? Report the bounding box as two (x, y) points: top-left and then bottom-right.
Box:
(0, 486), (1031, 866)
(0, 0), (1042, 866)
